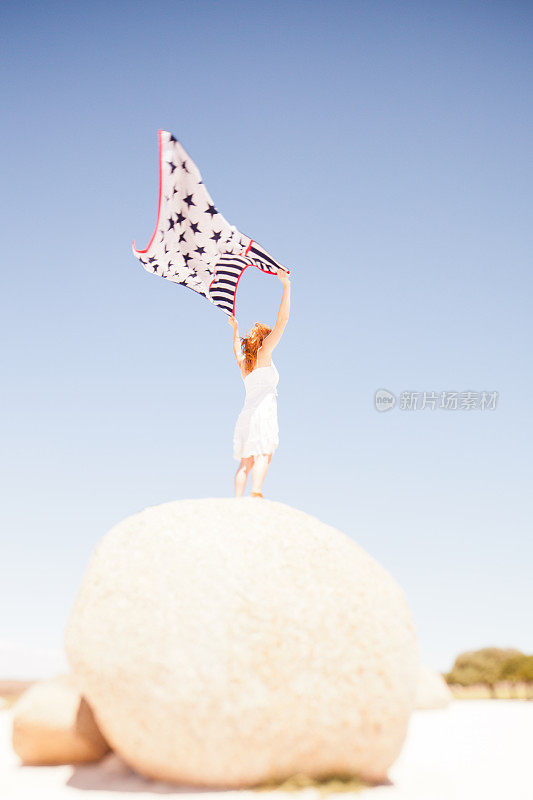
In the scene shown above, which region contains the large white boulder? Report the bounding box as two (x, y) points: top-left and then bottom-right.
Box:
(65, 498), (418, 787)
(11, 674), (109, 764)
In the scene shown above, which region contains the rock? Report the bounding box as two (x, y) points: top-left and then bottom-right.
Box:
(11, 674), (109, 764)
(65, 498), (418, 787)
(414, 664), (453, 709)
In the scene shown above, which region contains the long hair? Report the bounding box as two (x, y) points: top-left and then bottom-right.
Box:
(241, 322), (272, 374)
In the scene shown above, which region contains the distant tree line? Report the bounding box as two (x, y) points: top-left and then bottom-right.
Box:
(445, 647), (533, 688)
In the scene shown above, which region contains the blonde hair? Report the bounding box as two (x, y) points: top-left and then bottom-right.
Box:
(241, 322), (272, 374)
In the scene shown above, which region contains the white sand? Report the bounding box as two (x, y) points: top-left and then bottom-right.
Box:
(1, 701), (532, 800)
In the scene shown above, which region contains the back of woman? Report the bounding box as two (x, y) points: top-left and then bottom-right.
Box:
(227, 267), (291, 498)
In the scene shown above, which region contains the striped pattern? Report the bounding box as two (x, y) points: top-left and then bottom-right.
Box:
(209, 241), (285, 315)
(131, 130), (290, 317)
(209, 254), (250, 315)
(246, 241), (285, 275)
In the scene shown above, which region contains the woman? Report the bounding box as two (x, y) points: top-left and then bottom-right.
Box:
(228, 267), (291, 498)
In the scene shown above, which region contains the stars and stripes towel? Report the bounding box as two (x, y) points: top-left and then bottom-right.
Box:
(132, 130), (290, 316)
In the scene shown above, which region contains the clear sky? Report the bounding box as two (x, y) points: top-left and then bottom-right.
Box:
(1, 0), (531, 677)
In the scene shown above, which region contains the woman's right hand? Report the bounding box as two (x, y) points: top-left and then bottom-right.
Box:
(277, 267), (291, 286)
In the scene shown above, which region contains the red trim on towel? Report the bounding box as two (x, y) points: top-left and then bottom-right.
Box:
(208, 257), (290, 317)
(231, 264), (250, 316)
(132, 129), (164, 254)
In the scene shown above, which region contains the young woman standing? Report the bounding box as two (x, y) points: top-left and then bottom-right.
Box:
(228, 268), (291, 497)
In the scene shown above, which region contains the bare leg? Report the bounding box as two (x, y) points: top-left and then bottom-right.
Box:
(235, 456), (254, 497)
(251, 453), (273, 495)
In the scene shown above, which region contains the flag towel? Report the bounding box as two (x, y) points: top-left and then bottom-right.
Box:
(132, 130), (289, 316)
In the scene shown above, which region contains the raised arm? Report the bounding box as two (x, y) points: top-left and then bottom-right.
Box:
(261, 268), (291, 354)
(228, 314), (244, 366)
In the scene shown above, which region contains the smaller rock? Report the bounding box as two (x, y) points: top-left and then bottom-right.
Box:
(414, 664), (453, 709)
(12, 674), (109, 765)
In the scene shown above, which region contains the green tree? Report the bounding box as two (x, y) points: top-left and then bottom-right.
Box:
(444, 647), (525, 692)
(500, 654), (533, 683)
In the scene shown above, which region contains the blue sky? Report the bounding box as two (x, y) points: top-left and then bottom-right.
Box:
(1, 0), (531, 676)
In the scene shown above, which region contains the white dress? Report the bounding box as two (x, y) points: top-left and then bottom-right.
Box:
(233, 360), (280, 460)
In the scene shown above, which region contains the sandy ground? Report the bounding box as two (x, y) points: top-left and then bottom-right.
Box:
(1, 701), (531, 800)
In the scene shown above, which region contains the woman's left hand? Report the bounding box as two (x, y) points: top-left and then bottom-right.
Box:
(228, 314), (238, 330)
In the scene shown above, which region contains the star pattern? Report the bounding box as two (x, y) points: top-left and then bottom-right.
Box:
(132, 131), (289, 316)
